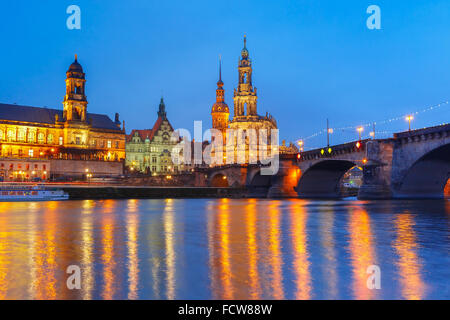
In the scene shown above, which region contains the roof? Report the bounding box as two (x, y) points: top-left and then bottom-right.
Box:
(0, 103), (121, 131)
(126, 116), (174, 142)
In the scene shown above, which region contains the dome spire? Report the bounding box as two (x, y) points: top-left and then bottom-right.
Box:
(217, 55), (223, 87)
(75, 54), (78, 62)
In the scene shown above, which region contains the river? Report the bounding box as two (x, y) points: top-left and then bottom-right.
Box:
(0, 198), (448, 299)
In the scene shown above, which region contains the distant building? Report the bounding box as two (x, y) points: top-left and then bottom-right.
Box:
(126, 98), (180, 175)
(0, 55), (125, 180)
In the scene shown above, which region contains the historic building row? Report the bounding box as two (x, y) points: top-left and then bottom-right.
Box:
(0, 55), (125, 180)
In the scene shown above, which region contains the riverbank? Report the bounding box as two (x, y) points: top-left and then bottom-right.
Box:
(62, 185), (248, 199)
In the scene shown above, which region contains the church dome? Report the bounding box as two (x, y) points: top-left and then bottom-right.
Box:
(68, 55), (83, 73)
(212, 102), (229, 113)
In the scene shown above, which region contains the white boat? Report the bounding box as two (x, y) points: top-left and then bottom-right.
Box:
(0, 184), (69, 201)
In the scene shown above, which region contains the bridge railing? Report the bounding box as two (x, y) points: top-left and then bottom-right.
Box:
(297, 139), (370, 161)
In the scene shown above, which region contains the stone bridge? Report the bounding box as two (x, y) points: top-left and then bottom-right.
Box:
(194, 123), (450, 199)
(295, 123), (450, 199)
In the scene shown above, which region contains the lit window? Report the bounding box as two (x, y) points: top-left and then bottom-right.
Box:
(7, 129), (15, 142)
(18, 130), (26, 141)
(107, 141), (112, 148)
(28, 131), (35, 143)
(28, 149), (34, 157)
(38, 132), (45, 144)
(59, 137), (63, 145)
(47, 134), (53, 144)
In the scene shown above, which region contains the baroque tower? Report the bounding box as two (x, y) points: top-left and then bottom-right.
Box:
(63, 54), (87, 122)
(233, 35), (257, 118)
(211, 57), (230, 137)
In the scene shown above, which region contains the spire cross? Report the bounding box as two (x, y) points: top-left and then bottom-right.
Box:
(219, 54), (222, 82)
(244, 35), (247, 48)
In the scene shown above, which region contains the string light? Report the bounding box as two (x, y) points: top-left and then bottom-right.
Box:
(297, 100), (449, 148)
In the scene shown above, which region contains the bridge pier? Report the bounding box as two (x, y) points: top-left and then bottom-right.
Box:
(267, 159), (299, 198)
(358, 140), (394, 199)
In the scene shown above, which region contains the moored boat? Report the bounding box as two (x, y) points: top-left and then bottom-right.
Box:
(0, 184), (69, 201)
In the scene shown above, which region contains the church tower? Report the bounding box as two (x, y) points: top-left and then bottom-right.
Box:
(233, 35), (257, 118)
(63, 54), (88, 122)
(211, 57), (230, 137)
(158, 97), (167, 120)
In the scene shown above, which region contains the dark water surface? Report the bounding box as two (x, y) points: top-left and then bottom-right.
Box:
(0, 199), (448, 300)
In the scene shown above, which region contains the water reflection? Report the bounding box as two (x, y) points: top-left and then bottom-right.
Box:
(0, 199), (446, 299)
(347, 206), (377, 300)
(101, 200), (116, 300)
(163, 199), (176, 300)
(126, 199), (139, 300)
(318, 205), (337, 299)
(290, 200), (311, 299)
(393, 213), (425, 300)
(245, 199), (261, 299)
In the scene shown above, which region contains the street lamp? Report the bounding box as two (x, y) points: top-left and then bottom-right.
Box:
(405, 115), (414, 131)
(357, 126), (364, 140)
(297, 140), (304, 152)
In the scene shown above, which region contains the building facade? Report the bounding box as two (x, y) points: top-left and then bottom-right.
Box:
(0, 55), (126, 180)
(126, 98), (180, 175)
(211, 36), (279, 164)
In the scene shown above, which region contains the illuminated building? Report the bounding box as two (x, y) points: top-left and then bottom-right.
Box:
(211, 37), (297, 164)
(125, 98), (180, 174)
(0, 55), (125, 180)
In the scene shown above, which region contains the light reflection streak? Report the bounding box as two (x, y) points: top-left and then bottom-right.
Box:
(81, 200), (94, 300)
(0, 203), (11, 299)
(101, 200), (116, 300)
(163, 199), (176, 300)
(393, 213), (425, 300)
(290, 200), (311, 300)
(348, 207), (377, 300)
(268, 201), (284, 299)
(245, 199), (261, 299)
(217, 198), (233, 299)
(127, 200), (139, 299)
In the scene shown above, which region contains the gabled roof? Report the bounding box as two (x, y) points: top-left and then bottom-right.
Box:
(0, 103), (121, 131)
(126, 116), (174, 142)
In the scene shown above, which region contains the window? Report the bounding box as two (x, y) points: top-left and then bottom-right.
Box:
(28, 131), (35, 143)
(92, 139), (96, 147)
(107, 140), (112, 148)
(38, 132), (45, 144)
(76, 137), (81, 145)
(28, 149), (34, 157)
(152, 157), (157, 163)
(7, 129), (15, 142)
(18, 130), (26, 141)
(47, 134), (53, 144)
(115, 141), (119, 148)
(59, 137), (63, 145)
(0, 130), (3, 140)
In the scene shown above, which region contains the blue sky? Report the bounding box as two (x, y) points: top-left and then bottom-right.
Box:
(1, 0), (449, 149)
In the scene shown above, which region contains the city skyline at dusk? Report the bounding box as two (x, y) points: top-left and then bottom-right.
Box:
(1, 1), (449, 148)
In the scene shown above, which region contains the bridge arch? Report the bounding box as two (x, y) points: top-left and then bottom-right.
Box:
(396, 143), (450, 198)
(209, 173), (230, 187)
(296, 160), (357, 198)
(247, 170), (272, 197)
